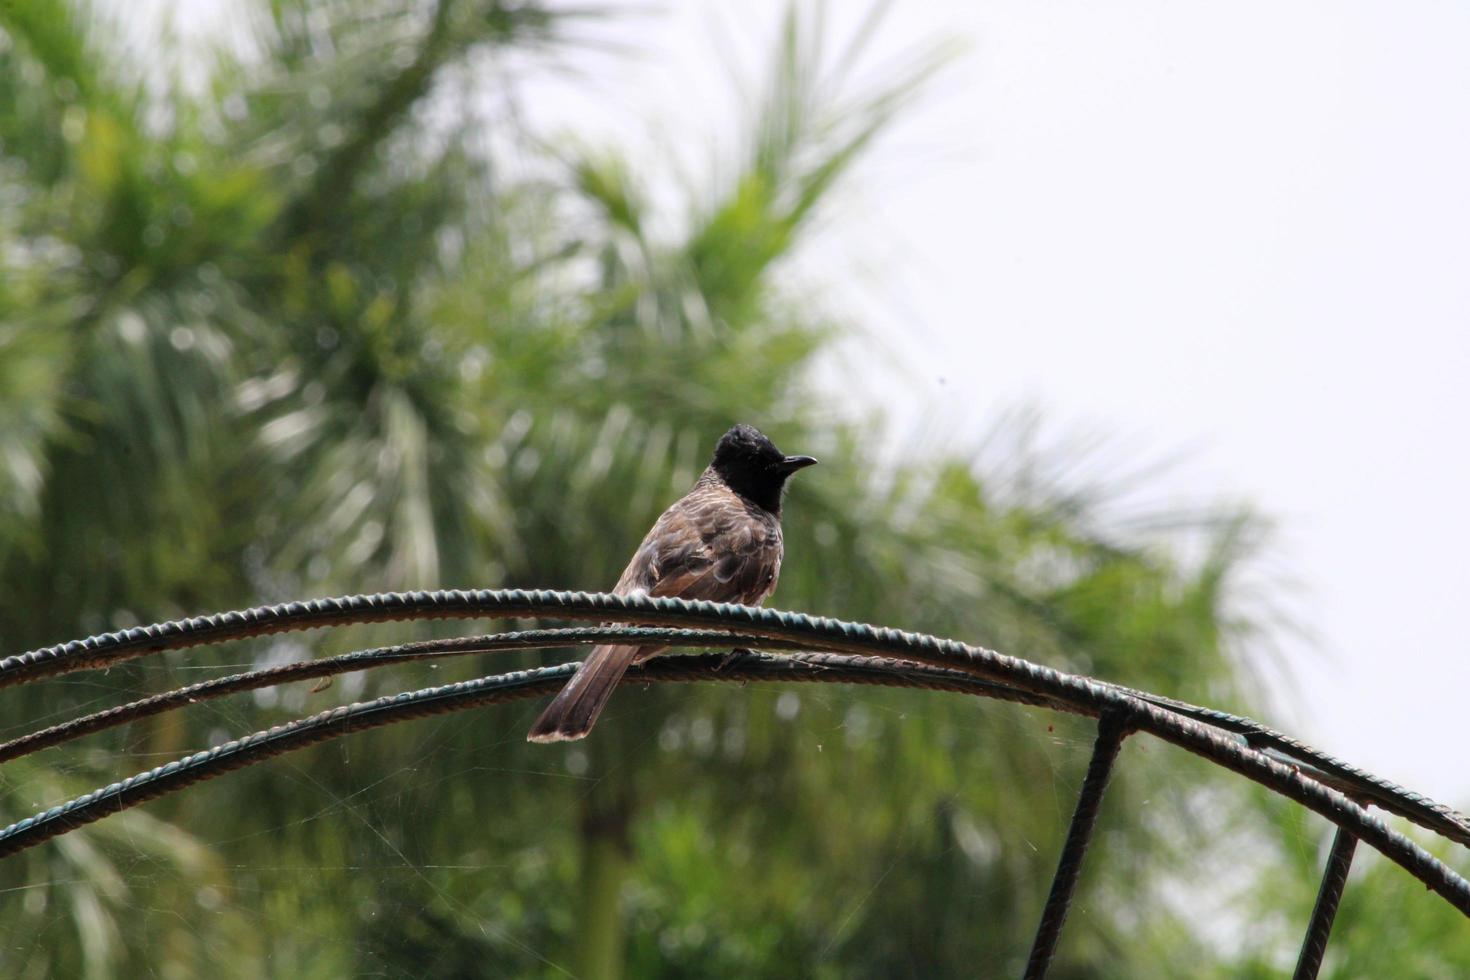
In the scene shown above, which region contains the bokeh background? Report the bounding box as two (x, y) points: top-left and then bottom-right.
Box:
(1, 1), (1467, 976)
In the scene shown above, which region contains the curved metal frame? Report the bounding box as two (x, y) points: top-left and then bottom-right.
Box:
(1, 590), (1466, 976)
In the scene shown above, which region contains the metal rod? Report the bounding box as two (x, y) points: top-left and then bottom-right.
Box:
(0, 652), (1061, 858)
(1024, 710), (1130, 979)
(1293, 826), (1359, 980)
(3, 590), (1468, 915)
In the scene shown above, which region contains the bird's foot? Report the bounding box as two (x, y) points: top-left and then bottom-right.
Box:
(718, 648), (754, 671)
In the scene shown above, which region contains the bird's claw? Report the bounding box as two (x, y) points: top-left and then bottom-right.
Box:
(718, 648), (754, 671)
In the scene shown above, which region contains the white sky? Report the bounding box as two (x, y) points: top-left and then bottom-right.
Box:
(160, 1), (1470, 806)
(515, 0), (1470, 807)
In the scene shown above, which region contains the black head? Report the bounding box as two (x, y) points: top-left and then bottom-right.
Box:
(709, 424), (817, 514)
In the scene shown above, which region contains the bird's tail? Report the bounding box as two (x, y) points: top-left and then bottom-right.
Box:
(527, 644), (645, 743)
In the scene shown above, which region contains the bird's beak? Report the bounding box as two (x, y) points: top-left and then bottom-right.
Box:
(780, 455), (819, 472)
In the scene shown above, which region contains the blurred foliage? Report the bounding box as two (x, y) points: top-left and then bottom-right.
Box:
(1, 0), (1457, 977)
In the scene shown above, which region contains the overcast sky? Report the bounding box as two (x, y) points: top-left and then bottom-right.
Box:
(160, 0), (1470, 805)
(514, 0), (1470, 806)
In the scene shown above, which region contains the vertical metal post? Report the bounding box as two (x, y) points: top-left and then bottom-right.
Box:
(1293, 826), (1358, 980)
(1024, 710), (1130, 980)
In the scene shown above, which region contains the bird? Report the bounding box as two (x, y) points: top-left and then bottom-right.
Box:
(527, 423), (817, 743)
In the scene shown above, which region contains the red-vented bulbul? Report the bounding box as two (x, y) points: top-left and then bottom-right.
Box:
(526, 424), (817, 742)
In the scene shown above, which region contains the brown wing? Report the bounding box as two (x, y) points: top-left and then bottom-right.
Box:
(614, 481), (783, 607)
(527, 479), (784, 743)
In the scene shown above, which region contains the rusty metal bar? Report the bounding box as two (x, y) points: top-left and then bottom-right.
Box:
(1024, 710), (1131, 979)
(1293, 826), (1359, 979)
(2, 591), (1468, 916)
